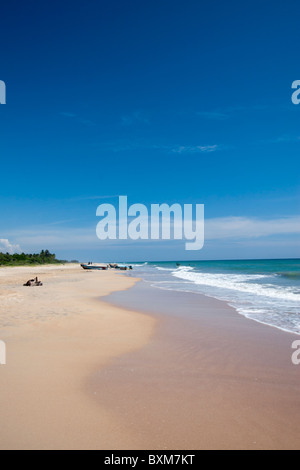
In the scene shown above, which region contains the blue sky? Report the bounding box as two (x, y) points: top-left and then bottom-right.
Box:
(0, 0), (299, 261)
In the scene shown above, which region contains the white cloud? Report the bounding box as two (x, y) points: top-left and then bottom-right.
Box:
(172, 145), (219, 154)
(0, 239), (21, 254)
(96, 141), (221, 154)
(7, 228), (98, 251)
(205, 216), (300, 239)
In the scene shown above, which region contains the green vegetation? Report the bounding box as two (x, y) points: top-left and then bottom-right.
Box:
(0, 250), (67, 266)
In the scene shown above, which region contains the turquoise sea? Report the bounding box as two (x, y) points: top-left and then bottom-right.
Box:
(129, 259), (300, 335)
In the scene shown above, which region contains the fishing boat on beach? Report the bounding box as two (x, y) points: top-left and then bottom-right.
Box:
(81, 263), (108, 271)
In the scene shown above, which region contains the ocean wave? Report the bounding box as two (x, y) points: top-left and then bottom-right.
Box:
(172, 270), (300, 302)
(140, 262), (300, 335)
(175, 266), (195, 272)
(130, 262), (148, 267)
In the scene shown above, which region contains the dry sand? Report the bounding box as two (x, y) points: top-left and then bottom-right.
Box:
(0, 265), (155, 450)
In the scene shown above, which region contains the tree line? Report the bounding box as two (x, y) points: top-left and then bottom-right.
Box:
(0, 250), (67, 266)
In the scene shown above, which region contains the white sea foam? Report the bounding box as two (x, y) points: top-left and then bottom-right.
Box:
(130, 262), (148, 267)
(160, 266), (300, 334)
(172, 268), (299, 302)
(135, 263), (300, 334)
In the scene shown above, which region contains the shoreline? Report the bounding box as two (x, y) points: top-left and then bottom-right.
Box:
(140, 259), (300, 336)
(107, 272), (300, 337)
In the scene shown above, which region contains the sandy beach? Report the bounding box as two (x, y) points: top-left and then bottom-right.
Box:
(0, 265), (299, 450)
(0, 265), (155, 450)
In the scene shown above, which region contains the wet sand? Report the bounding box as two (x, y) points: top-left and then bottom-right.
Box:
(88, 281), (300, 450)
